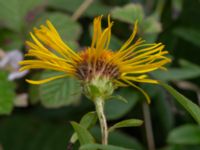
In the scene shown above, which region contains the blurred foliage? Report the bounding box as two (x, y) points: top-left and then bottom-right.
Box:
(0, 0), (200, 149)
(0, 72), (15, 114)
(48, 0), (112, 17)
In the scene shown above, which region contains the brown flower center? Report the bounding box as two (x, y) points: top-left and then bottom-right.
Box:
(75, 49), (119, 81)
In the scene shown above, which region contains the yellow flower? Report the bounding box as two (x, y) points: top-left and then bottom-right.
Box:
(20, 15), (171, 103)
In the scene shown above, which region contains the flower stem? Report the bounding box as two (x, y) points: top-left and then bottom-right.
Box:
(94, 97), (108, 145)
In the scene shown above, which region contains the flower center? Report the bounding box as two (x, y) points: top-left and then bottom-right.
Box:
(75, 49), (119, 81)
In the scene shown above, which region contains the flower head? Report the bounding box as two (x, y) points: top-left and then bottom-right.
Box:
(20, 15), (171, 103)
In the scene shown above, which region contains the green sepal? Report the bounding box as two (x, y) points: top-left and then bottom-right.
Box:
(83, 76), (115, 100)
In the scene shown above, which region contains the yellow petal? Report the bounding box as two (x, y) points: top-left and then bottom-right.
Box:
(26, 74), (68, 84)
(119, 20), (138, 51)
(123, 79), (151, 104)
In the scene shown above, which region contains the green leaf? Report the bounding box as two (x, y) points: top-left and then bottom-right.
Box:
(142, 16), (162, 34)
(71, 121), (95, 145)
(173, 27), (200, 47)
(111, 3), (144, 24)
(167, 124), (200, 145)
(141, 15), (162, 42)
(80, 143), (132, 150)
(111, 4), (162, 43)
(0, 72), (15, 115)
(160, 82), (200, 124)
(151, 60), (200, 81)
(108, 119), (143, 132)
(0, 0), (42, 32)
(35, 12), (82, 43)
(105, 88), (139, 120)
(80, 111), (97, 128)
(39, 71), (81, 108)
(70, 111), (97, 143)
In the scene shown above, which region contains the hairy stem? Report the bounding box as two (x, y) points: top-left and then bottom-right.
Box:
(143, 102), (155, 150)
(94, 97), (108, 145)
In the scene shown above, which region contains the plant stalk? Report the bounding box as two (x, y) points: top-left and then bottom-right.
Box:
(94, 97), (108, 145)
(71, 0), (94, 21)
(143, 102), (155, 150)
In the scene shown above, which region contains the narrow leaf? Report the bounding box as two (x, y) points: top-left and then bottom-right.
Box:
(107, 95), (128, 103)
(71, 121), (95, 145)
(70, 112), (97, 143)
(80, 143), (132, 150)
(109, 119), (143, 132)
(80, 111), (97, 128)
(160, 82), (200, 124)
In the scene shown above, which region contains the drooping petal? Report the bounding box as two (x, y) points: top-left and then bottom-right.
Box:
(122, 79), (151, 104)
(26, 74), (68, 84)
(122, 75), (158, 84)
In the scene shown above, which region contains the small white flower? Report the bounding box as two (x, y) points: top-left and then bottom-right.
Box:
(0, 49), (28, 80)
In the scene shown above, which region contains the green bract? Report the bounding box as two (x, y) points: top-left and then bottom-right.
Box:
(83, 75), (115, 100)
